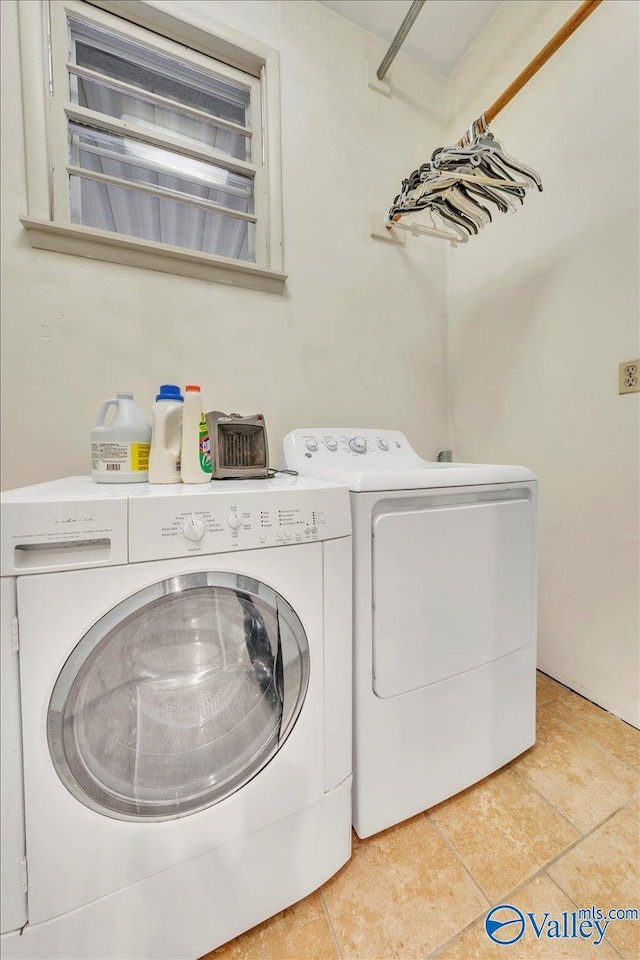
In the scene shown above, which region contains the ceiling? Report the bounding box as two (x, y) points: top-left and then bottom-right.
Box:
(318, 1), (502, 76)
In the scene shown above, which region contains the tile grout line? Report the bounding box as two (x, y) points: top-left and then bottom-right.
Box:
(509, 702), (640, 831)
(331, 676), (636, 960)
(318, 887), (345, 960)
(547, 874), (627, 959)
(538, 701), (640, 779)
(536, 689), (572, 708)
(427, 813), (492, 908)
(357, 676), (634, 960)
(507, 789), (640, 896)
(423, 762), (586, 954)
(508, 762), (588, 835)
(424, 790), (639, 960)
(424, 912), (485, 960)
(420, 814), (492, 960)
(425, 863), (630, 960)
(421, 805), (506, 959)
(540, 671), (640, 736)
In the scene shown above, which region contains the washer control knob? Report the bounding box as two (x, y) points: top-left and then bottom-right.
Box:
(349, 437), (367, 454)
(305, 438), (318, 451)
(183, 518), (205, 541)
(325, 438), (338, 451)
(377, 438), (389, 450)
(227, 513), (242, 530)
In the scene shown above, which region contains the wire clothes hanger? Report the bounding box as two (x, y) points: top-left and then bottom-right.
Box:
(386, 0), (604, 247)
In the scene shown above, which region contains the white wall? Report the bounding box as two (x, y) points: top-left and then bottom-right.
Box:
(446, 0), (640, 726)
(2, 0), (638, 727)
(0, 0), (449, 491)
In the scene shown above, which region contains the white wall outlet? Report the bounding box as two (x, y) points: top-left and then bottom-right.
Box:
(618, 359), (640, 394)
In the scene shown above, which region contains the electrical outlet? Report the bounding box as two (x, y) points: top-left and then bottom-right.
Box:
(619, 359), (640, 394)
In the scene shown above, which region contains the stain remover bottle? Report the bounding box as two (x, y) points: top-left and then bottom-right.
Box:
(181, 385), (212, 483)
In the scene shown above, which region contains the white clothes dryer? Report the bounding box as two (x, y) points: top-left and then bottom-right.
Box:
(284, 429), (538, 839)
(0, 476), (352, 959)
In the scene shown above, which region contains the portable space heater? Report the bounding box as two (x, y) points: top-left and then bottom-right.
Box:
(206, 411), (270, 479)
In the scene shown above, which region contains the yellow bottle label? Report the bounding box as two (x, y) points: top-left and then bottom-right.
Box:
(130, 443), (150, 472)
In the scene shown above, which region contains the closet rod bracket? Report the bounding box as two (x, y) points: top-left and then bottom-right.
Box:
(369, 212), (406, 244)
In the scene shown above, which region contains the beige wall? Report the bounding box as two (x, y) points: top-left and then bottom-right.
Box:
(2, 0), (638, 726)
(446, 0), (640, 726)
(0, 0), (449, 490)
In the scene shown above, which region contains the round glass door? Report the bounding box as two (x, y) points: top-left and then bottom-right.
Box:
(47, 572), (310, 821)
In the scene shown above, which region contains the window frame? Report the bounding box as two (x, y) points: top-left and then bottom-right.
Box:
(18, 0), (286, 293)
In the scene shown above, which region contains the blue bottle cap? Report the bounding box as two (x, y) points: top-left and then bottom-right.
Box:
(156, 384), (184, 403)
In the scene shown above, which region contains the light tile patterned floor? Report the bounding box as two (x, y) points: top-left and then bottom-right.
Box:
(202, 673), (640, 960)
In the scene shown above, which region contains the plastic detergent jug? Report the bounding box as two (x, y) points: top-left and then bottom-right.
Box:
(181, 385), (212, 483)
(91, 392), (151, 483)
(149, 384), (183, 484)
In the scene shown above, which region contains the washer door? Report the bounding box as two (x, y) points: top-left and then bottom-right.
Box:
(47, 572), (309, 821)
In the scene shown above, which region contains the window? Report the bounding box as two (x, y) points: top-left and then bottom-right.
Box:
(19, 1), (285, 292)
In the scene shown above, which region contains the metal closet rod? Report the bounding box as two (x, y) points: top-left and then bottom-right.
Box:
(377, 0), (425, 81)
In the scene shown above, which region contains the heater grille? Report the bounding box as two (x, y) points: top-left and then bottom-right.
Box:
(222, 431), (254, 468)
(208, 411), (269, 478)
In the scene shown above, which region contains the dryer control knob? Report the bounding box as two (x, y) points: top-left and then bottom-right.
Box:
(305, 438), (318, 451)
(227, 513), (242, 530)
(349, 437), (367, 454)
(183, 518), (205, 541)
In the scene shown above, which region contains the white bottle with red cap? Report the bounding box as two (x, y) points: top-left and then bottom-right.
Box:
(181, 384), (212, 484)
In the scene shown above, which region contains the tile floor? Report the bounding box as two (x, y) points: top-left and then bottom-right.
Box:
(203, 673), (640, 960)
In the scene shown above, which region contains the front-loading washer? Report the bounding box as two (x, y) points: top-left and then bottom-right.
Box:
(0, 475), (352, 959)
(284, 429), (538, 839)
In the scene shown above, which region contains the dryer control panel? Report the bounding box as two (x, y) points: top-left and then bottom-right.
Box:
(284, 428), (424, 470)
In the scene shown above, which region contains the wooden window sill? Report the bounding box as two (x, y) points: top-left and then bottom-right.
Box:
(20, 218), (287, 294)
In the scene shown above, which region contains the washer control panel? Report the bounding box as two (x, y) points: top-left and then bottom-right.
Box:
(0, 478), (352, 573)
(128, 485), (350, 562)
(183, 517), (205, 541)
